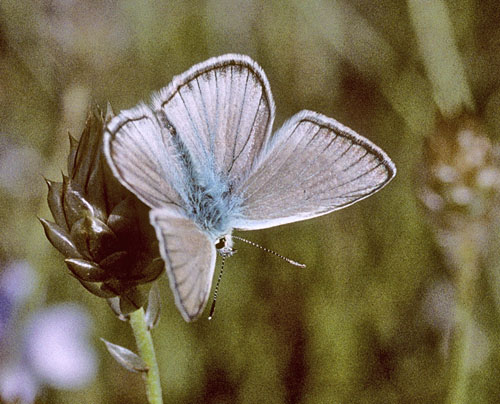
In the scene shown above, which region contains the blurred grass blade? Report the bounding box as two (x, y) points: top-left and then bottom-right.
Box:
(408, 0), (474, 116)
(295, 0), (397, 79)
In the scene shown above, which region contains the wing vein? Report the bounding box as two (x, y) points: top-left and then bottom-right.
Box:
(330, 161), (385, 191)
(340, 150), (369, 172)
(177, 89), (205, 157)
(113, 117), (165, 172)
(243, 121), (315, 201)
(228, 93), (263, 174)
(195, 75), (214, 156)
(230, 68), (251, 165)
(290, 125), (328, 182)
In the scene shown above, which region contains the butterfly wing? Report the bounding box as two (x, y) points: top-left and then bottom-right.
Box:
(151, 54), (275, 186)
(104, 104), (185, 208)
(233, 110), (396, 230)
(150, 205), (216, 322)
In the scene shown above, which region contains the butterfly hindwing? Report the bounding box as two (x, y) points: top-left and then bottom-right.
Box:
(233, 110), (396, 230)
(150, 205), (216, 322)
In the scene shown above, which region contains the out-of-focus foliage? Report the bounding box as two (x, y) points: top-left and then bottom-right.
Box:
(1, 0), (500, 403)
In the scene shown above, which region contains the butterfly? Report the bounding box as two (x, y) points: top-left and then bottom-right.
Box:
(104, 54), (396, 321)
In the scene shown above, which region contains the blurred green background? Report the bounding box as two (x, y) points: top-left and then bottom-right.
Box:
(1, 0), (500, 403)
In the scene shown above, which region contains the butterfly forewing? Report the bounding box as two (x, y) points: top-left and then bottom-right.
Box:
(104, 105), (184, 208)
(152, 54), (275, 186)
(233, 110), (396, 230)
(150, 206), (216, 322)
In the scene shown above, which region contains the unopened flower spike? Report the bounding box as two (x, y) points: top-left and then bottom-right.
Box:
(40, 105), (163, 316)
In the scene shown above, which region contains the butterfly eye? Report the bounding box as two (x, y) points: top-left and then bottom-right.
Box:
(215, 236), (236, 258)
(215, 237), (226, 250)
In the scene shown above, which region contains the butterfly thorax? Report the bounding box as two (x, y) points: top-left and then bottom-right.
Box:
(183, 176), (241, 241)
(159, 111), (241, 240)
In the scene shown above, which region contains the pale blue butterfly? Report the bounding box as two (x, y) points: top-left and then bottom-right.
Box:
(104, 54), (396, 321)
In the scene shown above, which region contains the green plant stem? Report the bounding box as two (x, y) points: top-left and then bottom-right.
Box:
(447, 306), (473, 404)
(446, 239), (478, 404)
(129, 308), (163, 404)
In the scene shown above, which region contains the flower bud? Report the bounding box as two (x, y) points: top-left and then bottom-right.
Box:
(41, 106), (162, 314)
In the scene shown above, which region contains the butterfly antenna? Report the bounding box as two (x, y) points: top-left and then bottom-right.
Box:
(232, 235), (306, 268)
(208, 256), (226, 320)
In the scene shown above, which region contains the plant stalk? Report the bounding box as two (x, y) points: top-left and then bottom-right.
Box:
(129, 308), (163, 404)
(446, 237), (477, 404)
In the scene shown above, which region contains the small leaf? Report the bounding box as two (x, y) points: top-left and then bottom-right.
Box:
(105, 101), (114, 122)
(101, 338), (148, 373)
(139, 258), (165, 284)
(145, 283), (161, 330)
(98, 251), (128, 273)
(70, 214), (117, 261)
(83, 215), (117, 258)
(39, 218), (83, 258)
(107, 196), (137, 235)
(45, 179), (67, 230)
(67, 133), (79, 175)
(106, 297), (129, 321)
(119, 288), (147, 315)
(65, 258), (111, 282)
(77, 279), (117, 298)
(72, 110), (102, 189)
(62, 176), (97, 227)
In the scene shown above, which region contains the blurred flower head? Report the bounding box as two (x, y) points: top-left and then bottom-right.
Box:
(418, 113), (500, 268)
(418, 114), (494, 369)
(40, 106), (163, 314)
(421, 279), (490, 368)
(0, 261), (37, 343)
(0, 363), (38, 404)
(23, 303), (96, 390)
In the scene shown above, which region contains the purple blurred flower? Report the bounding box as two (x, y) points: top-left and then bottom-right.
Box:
(24, 304), (97, 390)
(0, 261), (36, 342)
(0, 261), (97, 403)
(0, 261), (37, 304)
(0, 363), (38, 404)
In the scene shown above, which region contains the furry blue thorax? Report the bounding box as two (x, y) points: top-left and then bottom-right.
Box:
(163, 115), (242, 240)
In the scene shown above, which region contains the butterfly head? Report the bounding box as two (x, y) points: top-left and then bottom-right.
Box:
(215, 235), (236, 258)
